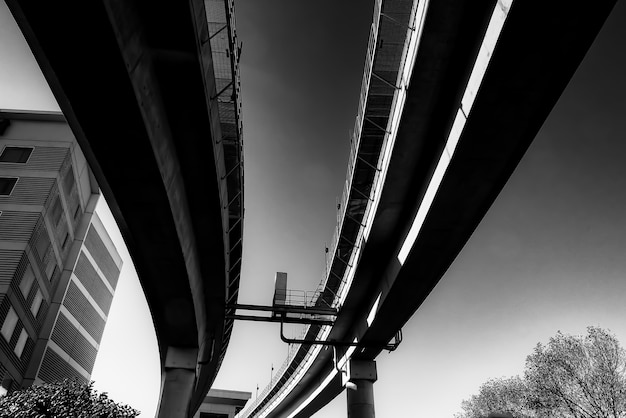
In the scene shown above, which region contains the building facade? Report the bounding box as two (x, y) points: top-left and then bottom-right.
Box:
(0, 110), (121, 393)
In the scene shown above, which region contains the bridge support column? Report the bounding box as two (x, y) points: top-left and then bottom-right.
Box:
(344, 359), (377, 418)
(157, 347), (198, 418)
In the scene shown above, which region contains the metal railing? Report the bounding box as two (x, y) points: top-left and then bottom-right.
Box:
(324, 0), (381, 282)
(205, 0), (245, 372)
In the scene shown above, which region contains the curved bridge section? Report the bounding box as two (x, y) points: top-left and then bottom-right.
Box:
(6, 0), (244, 416)
(240, 0), (616, 417)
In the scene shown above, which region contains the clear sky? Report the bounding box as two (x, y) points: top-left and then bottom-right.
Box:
(1, 0), (626, 417)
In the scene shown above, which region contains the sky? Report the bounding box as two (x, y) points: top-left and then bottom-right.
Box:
(1, 0), (626, 417)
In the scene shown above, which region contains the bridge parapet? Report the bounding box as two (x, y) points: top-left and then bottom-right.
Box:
(203, 0), (245, 375)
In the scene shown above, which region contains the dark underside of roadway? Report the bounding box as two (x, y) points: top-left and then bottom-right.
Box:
(265, 0), (617, 417)
(7, 0), (236, 413)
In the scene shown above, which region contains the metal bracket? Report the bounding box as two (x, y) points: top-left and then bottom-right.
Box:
(381, 12), (416, 31)
(357, 154), (382, 172)
(209, 24), (228, 40)
(221, 162), (241, 180)
(334, 254), (353, 269)
(372, 71), (400, 90)
(334, 346), (348, 373)
(224, 190), (242, 210)
(339, 234), (358, 248)
(228, 236), (243, 254)
(227, 256), (241, 273)
(211, 80), (234, 100)
(345, 212), (366, 228)
(227, 216), (243, 234)
(352, 186), (373, 202)
(364, 116), (390, 134)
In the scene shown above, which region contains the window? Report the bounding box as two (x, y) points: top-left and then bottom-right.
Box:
(45, 259), (57, 281)
(61, 232), (70, 250)
(19, 265), (35, 299)
(49, 197), (63, 226)
(63, 169), (75, 193)
(0, 177), (17, 196)
(35, 233), (50, 260)
(0, 146), (32, 163)
(1, 308), (18, 342)
(73, 201), (81, 220)
(31, 290), (43, 317)
(14, 329), (27, 358)
(0, 375), (13, 397)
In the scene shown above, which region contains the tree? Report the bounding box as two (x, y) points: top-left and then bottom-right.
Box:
(456, 376), (536, 418)
(457, 327), (626, 418)
(525, 327), (626, 417)
(0, 378), (139, 417)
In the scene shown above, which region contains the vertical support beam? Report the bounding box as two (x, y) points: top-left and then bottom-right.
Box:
(157, 347), (198, 418)
(347, 379), (375, 418)
(344, 359), (377, 418)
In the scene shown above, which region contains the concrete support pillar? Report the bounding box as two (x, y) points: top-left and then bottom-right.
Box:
(347, 379), (375, 418)
(157, 347), (198, 418)
(343, 359), (377, 418)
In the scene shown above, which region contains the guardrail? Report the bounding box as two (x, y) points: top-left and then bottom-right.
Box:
(206, 0), (245, 372)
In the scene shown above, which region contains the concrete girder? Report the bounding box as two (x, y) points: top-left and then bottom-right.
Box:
(5, 0), (242, 415)
(243, 0), (617, 417)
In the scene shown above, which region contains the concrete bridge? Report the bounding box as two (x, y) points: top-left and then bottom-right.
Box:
(6, 0), (243, 416)
(6, 0), (617, 416)
(237, 0), (617, 417)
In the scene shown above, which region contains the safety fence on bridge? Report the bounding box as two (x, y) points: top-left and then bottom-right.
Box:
(237, 0), (428, 416)
(205, 0), (245, 373)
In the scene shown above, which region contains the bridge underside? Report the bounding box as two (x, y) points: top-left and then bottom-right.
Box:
(7, 0), (237, 414)
(257, 0), (617, 417)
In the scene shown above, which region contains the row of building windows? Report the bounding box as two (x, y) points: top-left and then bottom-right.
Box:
(0, 263), (48, 363)
(19, 265), (44, 318)
(0, 146), (74, 368)
(34, 231), (58, 282)
(0, 146), (35, 196)
(1, 145), (57, 370)
(0, 308), (28, 358)
(0, 262), (47, 366)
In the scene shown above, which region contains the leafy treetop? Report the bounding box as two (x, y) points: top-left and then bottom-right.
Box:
(0, 378), (139, 417)
(456, 326), (626, 418)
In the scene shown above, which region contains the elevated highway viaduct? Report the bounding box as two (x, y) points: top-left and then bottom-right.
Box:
(239, 0), (617, 417)
(6, 0), (244, 416)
